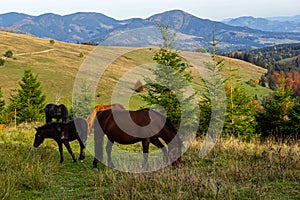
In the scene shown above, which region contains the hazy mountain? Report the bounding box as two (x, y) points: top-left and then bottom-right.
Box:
(266, 15), (300, 22)
(1, 10), (300, 51)
(223, 16), (300, 32)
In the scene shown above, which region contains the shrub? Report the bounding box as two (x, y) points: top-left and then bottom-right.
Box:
(4, 50), (13, 58)
(0, 58), (5, 66)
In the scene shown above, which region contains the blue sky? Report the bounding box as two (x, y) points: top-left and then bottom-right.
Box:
(1, 0), (299, 20)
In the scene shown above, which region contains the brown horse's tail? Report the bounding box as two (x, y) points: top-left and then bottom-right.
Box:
(86, 109), (97, 138)
(86, 104), (125, 138)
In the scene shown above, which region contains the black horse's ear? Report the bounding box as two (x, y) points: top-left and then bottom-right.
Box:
(35, 127), (38, 131)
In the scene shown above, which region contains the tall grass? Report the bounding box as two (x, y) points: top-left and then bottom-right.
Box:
(0, 126), (299, 199)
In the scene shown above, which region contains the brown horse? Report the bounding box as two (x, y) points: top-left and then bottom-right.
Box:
(92, 108), (182, 170)
(86, 103), (125, 137)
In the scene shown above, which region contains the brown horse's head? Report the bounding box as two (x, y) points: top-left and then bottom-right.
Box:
(168, 147), (182, 168)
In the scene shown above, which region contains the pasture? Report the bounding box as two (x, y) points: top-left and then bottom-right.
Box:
(0, 125), (299, 199)
(1, 32), (298, 199)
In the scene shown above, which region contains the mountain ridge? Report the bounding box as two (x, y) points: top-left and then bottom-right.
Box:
(1, 10), (300, 51)
(223, 16), (300, 33)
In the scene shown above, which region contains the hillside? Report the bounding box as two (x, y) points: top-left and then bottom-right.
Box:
(0, 31), (94, 103)
(0, 31), (269, 106)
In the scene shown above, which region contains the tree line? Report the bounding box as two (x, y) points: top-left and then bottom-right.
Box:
(223, 43), (300, 97)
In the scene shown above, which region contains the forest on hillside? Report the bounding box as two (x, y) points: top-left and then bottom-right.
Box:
(224, 43), (300, 96)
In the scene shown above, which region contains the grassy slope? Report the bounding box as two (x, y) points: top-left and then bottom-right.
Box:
(0, 128), (299, 199)
(1, 31), (269, 108)
(0, 31), (94, 104)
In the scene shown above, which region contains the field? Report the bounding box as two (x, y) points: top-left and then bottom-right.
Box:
(0, 127), (299, 199)
(2, 32), (297, 199)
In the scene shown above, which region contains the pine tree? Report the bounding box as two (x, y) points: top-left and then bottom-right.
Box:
(287, 98), (300, 139)
(256, 77), (294, 141)
(72, 81), (94, 119)
(198, 32), (226, 137)
(8, 69), (46, 123)
(198, 31), (227, 157)
(141, 22), (196, 126)
(223, 63), (258, 140)
(0, 87), (5, 124)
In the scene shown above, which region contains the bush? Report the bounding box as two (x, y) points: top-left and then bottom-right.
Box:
(4, 50), (13, 58)
(0, 58), (5, 66)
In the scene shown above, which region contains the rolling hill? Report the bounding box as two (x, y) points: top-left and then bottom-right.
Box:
(0, 31), (269, 107)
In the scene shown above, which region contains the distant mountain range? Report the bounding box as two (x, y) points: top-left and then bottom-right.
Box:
(222, 15), (300, 33)
(1, 10), (300, 51)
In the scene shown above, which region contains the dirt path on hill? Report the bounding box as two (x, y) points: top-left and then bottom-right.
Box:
(14, 48), (55, 56)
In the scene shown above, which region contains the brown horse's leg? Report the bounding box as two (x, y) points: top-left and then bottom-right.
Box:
(106, 140), (115, 169)
(93, 123), (104, 170)
(63, 141), (77, 162)
(142, 139), (150, 169)
(151, 137), (168, 164)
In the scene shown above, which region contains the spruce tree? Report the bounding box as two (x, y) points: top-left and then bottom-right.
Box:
(8, 69), (46, 123)
(141, 23), (195, 126)
(0, 87), (5, 124)
(72, 81), (94, 119)
(256, 77), (294, 141)
(198, 32), (226, 136)
(198, 31), (227, 157)
(223, 64), (258, 140)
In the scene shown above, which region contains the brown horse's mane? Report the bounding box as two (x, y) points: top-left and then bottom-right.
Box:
(86, 103), (125, 137)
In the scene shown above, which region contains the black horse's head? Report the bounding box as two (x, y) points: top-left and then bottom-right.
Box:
(33, 127), (45, 147)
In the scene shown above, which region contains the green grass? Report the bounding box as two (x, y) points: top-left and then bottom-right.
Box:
(0, 126), (299, 199)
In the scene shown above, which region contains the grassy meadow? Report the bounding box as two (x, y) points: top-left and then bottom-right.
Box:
(2, 32), (299, 199)
(0, 126), (299, 199)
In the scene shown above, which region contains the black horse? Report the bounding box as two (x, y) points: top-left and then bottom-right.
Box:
(33, 118), (88, 163)
(92, 108), (182, 170)
(44, 103), (68, 123)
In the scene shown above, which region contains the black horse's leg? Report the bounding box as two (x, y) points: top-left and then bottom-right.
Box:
(45, 115), (51, 123)
(78, 139), (86, 162)
(58, 142), (64, 163)
(151, 137), (168, 164)
(92, 158), (99, 171)
(63, 141), (77, 162)
(106, 140), (115, 169)
(142, 139), (150, 169)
